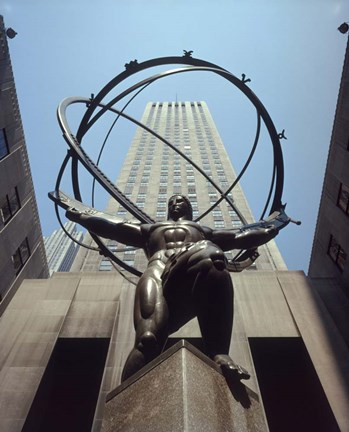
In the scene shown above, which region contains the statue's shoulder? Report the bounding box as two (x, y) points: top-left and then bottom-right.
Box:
(181, 220), (211, 236)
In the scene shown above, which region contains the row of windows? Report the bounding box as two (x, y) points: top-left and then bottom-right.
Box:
(136, 140), (217, 156)
(99, 259), (137, 271)
(152, 102), (202, 108)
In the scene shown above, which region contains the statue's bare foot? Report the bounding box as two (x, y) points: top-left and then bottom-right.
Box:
(213, 354), (250, 380)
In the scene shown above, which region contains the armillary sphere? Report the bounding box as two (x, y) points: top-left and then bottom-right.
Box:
(50, 53), (293, 277)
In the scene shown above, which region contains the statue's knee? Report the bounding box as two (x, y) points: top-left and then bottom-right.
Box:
(210, 250), (227, 271)
(204, 245), (226, 271)
(137, 331), (157, 353)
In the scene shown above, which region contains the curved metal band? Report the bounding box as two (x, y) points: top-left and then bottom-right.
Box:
(54, 55), (285, 275)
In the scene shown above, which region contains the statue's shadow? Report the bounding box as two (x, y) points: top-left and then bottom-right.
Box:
(221, 368), (253, 409)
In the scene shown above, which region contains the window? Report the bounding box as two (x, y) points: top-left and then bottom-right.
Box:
(213, 209), (222, 217)
(0, 129), (9, 160)
(12, 238), (30, 275)
(156, 210), (166, 218)
(0, 187), (20, 225)
(337, 182), (349, 215)
(108, 243), (118, 252)
(328, 235), (347, 271)
(99, 259), (112, 271)
(124, 249), (136, 256)
(231, 220), (242, 228)
(214, 220), (225, 228)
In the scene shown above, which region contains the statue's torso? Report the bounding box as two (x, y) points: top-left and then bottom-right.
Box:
(143, 220), (207, 260)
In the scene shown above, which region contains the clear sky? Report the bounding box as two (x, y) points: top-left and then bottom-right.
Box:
(1, 0), (349, 272)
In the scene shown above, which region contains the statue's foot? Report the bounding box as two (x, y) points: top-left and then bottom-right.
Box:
(213, 354), (250, 380)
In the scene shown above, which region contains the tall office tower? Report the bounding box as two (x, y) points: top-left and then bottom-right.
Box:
(44, 221), (84, 276)
(72, 101), (286, 274)
(309, 35), (349, 294)
(0, 16), (48, 310)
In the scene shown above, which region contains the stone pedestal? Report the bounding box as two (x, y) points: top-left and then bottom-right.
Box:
(101, 341), (267, 432)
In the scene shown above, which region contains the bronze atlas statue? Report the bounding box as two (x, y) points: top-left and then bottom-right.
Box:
(49, 53), (299, 382)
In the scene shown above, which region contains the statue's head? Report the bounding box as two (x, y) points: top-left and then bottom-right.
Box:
(167, 194), (193, 221)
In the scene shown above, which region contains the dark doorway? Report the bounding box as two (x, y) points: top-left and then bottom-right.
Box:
(249, 337), (339, 432)
(23, 338), (109, 432)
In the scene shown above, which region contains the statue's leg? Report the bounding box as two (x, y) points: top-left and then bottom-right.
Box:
(163, 241), (249, 380)
(189, 244), (250, 379)
(191, 248), (234, 357)
(121, 264), (169, 382)
(163, 241), (233, 354)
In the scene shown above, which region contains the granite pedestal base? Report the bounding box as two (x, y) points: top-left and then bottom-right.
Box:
(101, 341), (267, 432)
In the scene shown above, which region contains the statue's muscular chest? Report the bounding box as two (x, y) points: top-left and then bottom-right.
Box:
(146, 222), (205, 254)
(163, 226), (190, 248)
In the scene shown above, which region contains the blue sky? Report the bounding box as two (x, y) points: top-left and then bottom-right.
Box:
(2, 0), (349, 271)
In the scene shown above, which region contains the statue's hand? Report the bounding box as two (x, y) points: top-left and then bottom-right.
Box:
(66, 207), (82, 222)
(264, 225), (278, 237)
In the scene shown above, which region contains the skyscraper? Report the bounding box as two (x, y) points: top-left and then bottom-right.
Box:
(0, 16), (48, 311)
(44, 221), (84, 276)
(72, 101), (286, 274)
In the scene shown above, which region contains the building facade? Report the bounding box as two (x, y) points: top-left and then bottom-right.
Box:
(0, 16), (48, 311)
(44, 221), (84, 276)
(309, 35), (349, 294)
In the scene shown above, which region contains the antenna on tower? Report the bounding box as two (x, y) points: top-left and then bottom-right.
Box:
(175, 93), (178, 103)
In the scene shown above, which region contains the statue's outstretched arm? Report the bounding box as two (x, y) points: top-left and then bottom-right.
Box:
(66, 207), (144, 247)
(210, 225), (277, 251)
(49, 189), (144, 247)
(209, 207), (292, 251)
